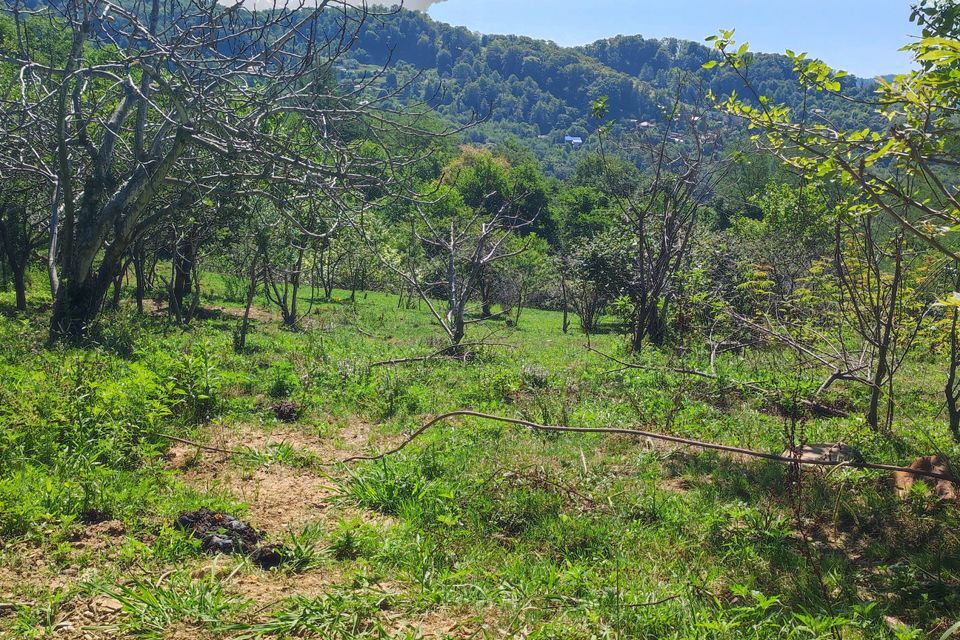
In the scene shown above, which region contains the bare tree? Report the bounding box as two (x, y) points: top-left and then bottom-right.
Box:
(833, 216), (921, 431)
(0, 0), (446, 338)
(315, 234), (348, 301)
(595, 83), (725, 351)
(732, 213), (933, 431)
(365, 184), (536, 349)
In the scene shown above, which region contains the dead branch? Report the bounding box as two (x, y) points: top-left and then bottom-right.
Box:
(369, 340), (514, 368)
(586, 346), (849, 418)
(341, 410), (955, 482)
(153, 433), (242, 456)
(624, 594), (682, 608)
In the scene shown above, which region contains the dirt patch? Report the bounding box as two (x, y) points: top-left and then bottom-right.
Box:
(384, 606), (493, 639)
(167, 420), (397, 536)
(202, 305), (278, 323)
(68, 520), (127, 553)
(144, 298), (277, 324)
(0, 552), (43, 599)
(49, 595), (126, 640)
(332, 416), (383, 457)
(0, 542), (90, 596)
(228, 566), (344, 605)
(165, 419), (391, 475)
(166, 423), (333, 469)
(660, 477), (692, 494)
(181, 464), (336, 534)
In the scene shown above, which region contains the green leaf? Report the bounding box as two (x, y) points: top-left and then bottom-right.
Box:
(939, 620), (960, 640)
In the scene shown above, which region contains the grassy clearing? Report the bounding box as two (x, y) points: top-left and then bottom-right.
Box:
(0, 276), (958, 639)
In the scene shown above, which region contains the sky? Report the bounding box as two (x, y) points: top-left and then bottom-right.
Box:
(420, 0), (917, 78)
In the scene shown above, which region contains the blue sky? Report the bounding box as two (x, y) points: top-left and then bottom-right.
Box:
(424, 0), (917, 78)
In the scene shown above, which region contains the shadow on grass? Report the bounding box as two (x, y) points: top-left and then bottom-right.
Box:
(666, 450), (960, 628)
(0, 300), (51, 318)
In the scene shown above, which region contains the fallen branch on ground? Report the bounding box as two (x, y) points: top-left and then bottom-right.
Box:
(370, 340), (514, 368)
(342, 410), (956, 482)
(153, 433), (243, 456)
(587, 346), (849, 418)
(355, 326), (382, 339)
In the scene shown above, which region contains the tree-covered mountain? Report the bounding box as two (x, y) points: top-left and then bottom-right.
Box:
(332, 8), (877, 175)
(12, 1), (876, 177)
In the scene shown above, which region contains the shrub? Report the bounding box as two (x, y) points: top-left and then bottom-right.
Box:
(168, 342), (222, 425)
(267, 362), (300, 399)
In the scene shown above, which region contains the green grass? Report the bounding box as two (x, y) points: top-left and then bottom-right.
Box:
(0, 275), (958, 639)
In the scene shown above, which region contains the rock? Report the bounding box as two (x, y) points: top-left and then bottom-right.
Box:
(781, 443), (864, 464)
(271, 400), (301, 423)
(176, 508), (261, 554)
(175, 508), (296, 569)
(893, 455), (957, 500)
(202, 534), (236, 554)
(92, 596), (124, 615)
(53, 621), (74, 634)
(250, 544), (287, 570)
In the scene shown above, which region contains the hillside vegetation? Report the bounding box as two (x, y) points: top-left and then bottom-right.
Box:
(331, 9), (878, 175)
(1, 1), (960, 639)
(0, 281), (957, 639)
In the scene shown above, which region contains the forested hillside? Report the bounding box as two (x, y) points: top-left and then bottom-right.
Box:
(331, 8), (877, 175)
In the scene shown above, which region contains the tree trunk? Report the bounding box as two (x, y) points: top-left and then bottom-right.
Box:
(48, 181), (61, 301)
(173, 244), (194, 318)
(649, 299), (668, 346)
(109, 272), (122, 310)
(479, 273), (493, 318)
(133, 249), (145, 314)
(948, 300), (960, 441)
(12, 265), (26, 311)
(560, 274), (570, 334)
(235, 254), (259, 353)
(866, 239), (902, 431)
(50, 274), (110, 338)
(451, 308), (465, 346)
(287, 248), (305, 327)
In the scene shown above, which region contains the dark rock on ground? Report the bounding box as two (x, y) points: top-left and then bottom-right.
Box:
(250, 544), (287, 569)
(271, 400), (301, 423)
(176, 508), (261, 554)
(175, 508), (294, 568)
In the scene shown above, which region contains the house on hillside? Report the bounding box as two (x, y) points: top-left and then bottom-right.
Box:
(564, 135), (584, 147)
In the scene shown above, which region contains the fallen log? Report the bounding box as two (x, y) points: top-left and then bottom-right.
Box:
(343, 410), (956, 482)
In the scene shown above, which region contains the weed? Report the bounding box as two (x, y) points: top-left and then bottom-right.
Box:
(329, 518), (381, 561)
(168, 342), (222, 425)
(267, 362), (300, 399)
(279, 522), (328, 573)
(229, 588), (391, 639)
(106, 572), (248, 639)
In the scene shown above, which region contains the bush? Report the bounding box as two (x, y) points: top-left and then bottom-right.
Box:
(168, 342), (222, 424)
(267, 362), (300, 399)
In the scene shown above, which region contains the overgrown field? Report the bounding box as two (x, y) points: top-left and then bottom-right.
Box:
(1, 278), (958, 640)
